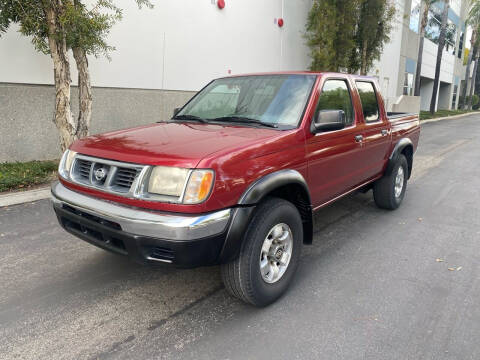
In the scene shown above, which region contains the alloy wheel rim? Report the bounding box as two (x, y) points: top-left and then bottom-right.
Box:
(259, 223), (293, 284)
(395, 166), (405, 198)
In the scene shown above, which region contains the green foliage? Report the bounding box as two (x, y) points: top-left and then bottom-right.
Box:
(419, 109), (477, 120)
(468, 1), (480, 46)
(0, 0), (153, 57)
(349, 0), (395, 74)
(473, 94), (480, 108)
(0, 160), (58, 192)
(464, 47), (470, 65)
(0, 1), (49, 53)
(305, 0), (395, 74)
(459, 94), (480, 107)
(305, 0), (357, 72)
(61, 0), (122, 59)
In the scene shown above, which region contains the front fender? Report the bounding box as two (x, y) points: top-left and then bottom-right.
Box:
(219, 169), (313, 262)
(238, 169), (311, 205)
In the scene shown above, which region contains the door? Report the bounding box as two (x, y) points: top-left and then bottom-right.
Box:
(355, 80), (391, 180)
(305, 78), (366, 208)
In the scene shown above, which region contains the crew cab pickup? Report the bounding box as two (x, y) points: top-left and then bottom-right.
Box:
(52, 72), (420, 306)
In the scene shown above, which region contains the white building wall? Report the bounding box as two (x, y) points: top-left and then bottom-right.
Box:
(420, 38), (456, 83)
(420, 78), (435, 110)
(0, 0), (313, 91)
(368, 0), (405, 111)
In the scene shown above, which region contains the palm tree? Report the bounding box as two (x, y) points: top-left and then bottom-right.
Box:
(414, 0), (440, 96)
(464, 1), (480, 109)
(429, 0), (450, 114)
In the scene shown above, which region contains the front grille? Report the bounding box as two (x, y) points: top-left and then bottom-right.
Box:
(70, 155), (145, 195)
(112, 168), (140, 192)
(75, 159), (92, 180)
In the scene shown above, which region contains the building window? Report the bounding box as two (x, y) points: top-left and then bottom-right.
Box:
(424, 5), (457, 54)
(458, 31), (464, 59)
(452, 84), (458, 109)
(425, 5), (441, 42)
(450, 0), (461, 15)
(403, 73), (414, 96)
(445, 20), (457, 55)
(409, 0), (421, 33)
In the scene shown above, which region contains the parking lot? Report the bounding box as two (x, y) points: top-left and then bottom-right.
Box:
(1, 115), (479, 360)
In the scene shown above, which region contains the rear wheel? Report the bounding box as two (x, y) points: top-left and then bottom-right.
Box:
(373, 154), (408, 210)
(221, 197), (303, 307)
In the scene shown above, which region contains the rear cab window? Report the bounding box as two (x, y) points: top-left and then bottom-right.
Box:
(355, 81), (380, 123)
(315, 79), (355, 126)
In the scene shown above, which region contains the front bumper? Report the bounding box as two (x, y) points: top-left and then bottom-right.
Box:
(51, 181), (232, 267)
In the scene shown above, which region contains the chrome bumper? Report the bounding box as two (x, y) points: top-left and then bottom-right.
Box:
(51, 182), (231, 241)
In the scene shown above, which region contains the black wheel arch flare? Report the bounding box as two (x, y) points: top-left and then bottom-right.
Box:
(219, 169), (313, 263)
(387, 138), (414, 179)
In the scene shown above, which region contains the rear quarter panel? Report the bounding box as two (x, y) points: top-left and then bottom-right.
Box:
(389, 114), (421, 154)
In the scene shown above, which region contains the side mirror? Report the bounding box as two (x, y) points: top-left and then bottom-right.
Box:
(173, 107), (181, 117)
(311, 110), (346, 133)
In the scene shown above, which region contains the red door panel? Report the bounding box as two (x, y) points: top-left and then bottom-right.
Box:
(306, 128), (364, 208)
(353, 80), (391, 181)
(361, 123), (391, 179)
(304, 75), (368, 209)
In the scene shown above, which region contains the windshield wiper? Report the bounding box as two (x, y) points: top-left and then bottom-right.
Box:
(172, 114), (209, 123)
(210, 116), (278, 128)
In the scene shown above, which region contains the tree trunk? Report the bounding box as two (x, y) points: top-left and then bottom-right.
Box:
(461, 30), (476, 109)
(73, 47), (92, 138)
(414, 2), (429, 96)
(429, 0), (449, 114)
(468, 48), (479, 110)
(361, 39), (368, 75)
(45, 4), (77, 152)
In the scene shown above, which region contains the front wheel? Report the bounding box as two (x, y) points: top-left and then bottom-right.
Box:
(221, 197), (303, 307)
(373, 154), (408, 210)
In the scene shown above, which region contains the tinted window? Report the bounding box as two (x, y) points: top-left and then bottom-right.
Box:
(177, 75), (316, 127)
(356, 81), (379, 122)
(315, 80), (354, 126)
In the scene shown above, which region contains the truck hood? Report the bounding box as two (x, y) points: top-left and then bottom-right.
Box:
(70, 122), (281, 168)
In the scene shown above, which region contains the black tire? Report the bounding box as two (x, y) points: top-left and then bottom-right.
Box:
(221, 197), (303, 307)
(373, 154), (408, 210)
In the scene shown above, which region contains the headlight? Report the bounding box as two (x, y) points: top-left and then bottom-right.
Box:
(148, 166), (190, 197)
(58, 150), (77, 179)
(146, 167), (214, 204)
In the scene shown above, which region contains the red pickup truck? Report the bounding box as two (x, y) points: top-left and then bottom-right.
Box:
(52, 72), (420, 306)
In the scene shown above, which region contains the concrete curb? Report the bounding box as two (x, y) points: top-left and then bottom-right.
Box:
(0, 187), (51, 207)
(421, 111), (480, 125)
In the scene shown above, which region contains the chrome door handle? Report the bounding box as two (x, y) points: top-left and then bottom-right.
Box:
(381, 129), (388, 136)
(355, 135), (363, 142)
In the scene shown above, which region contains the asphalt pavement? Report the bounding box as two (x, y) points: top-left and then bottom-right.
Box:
(1, 115), (479, 360)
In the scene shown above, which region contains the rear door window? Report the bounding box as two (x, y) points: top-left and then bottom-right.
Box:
(356, 81), (380, 122)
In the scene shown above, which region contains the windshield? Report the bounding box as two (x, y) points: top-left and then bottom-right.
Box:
(175, 74), (316, 129)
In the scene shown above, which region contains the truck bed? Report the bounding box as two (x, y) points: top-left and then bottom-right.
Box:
(387, 112), (418, 120)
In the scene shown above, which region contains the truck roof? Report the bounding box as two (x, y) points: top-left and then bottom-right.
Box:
(221, 71), (377, 81)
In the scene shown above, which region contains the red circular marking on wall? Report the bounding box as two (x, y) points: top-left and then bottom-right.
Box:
(278, 18), (284, 27)
(217, 0), (225, 9)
